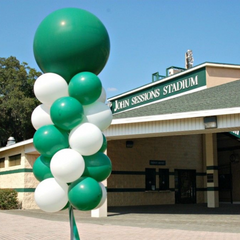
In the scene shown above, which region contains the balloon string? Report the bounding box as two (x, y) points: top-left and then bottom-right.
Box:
(69, 204), (80, 240)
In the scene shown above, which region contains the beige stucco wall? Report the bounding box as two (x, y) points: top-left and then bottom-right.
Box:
(0, 146), (39, 209)
(206, 66), (240, 88)
(2, 132), (237, 208)
(0, 146), (25, 192)
(0, 146), (25, 170)
(107, 134), (205, 206)
(22, 154), (39, 209)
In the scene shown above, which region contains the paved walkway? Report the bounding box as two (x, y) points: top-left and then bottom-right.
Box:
(1, 204), (240, 239)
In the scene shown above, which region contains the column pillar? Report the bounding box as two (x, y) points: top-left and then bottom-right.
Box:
(204, 133), (219, 208)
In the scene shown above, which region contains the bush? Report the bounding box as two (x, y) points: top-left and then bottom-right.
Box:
(0, 189), (19, 210)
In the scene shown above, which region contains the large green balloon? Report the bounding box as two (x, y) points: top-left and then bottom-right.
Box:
(68, 177), (102, 211)
(33, 155), (53, 182)
(83, 152), (112, 182)
(33, 125), (69, 158)
(69, 72), (102, 105)
(50, 96), (84, 130)
(33, 8), (110, 83)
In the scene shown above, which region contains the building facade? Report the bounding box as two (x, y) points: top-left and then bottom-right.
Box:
(1, 62), (240, 211)
(0, 139), (38, 209)
(105, 62), (240, 208)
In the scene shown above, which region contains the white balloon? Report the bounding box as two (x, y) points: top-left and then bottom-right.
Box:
(69, 122), (103, 156)
(50, 149), (85, 183)
(83, 101), (113, 131)
(34, 178), (68, 212)
(34, 73), (69, 107)
(97, 87), (106, 103)
(94, 183), (107, 209)
(31, 104), (53, 130)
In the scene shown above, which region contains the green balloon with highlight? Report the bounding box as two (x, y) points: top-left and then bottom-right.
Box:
(69, 72), (102, 105)
(68, 177), (102, 211)
(50, 96), (84, 130)
(33, 125), (69, 158)
(33, 155), (53, 182)
(83, 152), (112, 182)
(33, 8), (110, 83)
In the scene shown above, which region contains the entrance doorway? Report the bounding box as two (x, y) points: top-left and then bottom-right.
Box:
(145, 168), (156, 191)
(175, 169), (196, 204)
(218, 164), (232, 203)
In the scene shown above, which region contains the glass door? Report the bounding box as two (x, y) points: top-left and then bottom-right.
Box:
(175, 169), (196, 204)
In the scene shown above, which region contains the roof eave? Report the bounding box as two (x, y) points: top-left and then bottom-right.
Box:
(111, 107), (240, 125)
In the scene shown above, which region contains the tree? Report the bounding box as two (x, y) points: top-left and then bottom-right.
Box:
(0, 56), (42, 147)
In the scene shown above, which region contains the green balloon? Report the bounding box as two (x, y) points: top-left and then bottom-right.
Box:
(61, 202), (70, 211)
(33, 8), (110, 83)
(68, 177), (102, 211)
(69, 72), (102, 105)
(33, 125), (69, 158)
(33, 155), (53, 182)
(83, 152), (112, 182)
(98, 134), (107, 153)
(50, 96), (84, 130)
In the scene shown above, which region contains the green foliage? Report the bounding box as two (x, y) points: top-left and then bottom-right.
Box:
(0, 189), (19, 210)
(0, 56), (42, 146)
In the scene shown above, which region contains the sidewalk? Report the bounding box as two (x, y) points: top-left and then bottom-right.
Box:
(1, 204), (240, 239)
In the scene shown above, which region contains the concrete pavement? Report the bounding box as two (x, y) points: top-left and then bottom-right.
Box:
(1, 204), (240, 239)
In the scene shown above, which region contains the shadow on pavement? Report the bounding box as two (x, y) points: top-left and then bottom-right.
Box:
(2, 203), (240, 222)
(108, 203), (240, 216)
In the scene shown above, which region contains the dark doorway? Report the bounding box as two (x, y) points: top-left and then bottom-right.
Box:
(145, 168), (156, 191)
(218, 164), (232, 203)
(175, 169), (196, 204)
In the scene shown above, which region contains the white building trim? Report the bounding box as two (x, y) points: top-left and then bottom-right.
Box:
(104, 112), (240, 140)
(0, 138), (33, 153)
(111, 107), (240, 125)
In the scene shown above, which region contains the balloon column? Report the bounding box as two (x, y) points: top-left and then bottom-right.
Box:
(31, 8), (112, 239)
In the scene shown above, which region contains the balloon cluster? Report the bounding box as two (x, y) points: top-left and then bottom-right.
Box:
(31, 8), (112, 213)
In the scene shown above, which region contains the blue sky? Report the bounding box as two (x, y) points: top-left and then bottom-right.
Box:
(1, 0), (240, 98)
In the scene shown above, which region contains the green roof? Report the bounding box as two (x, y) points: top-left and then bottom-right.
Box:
(113, 80), (240, 119)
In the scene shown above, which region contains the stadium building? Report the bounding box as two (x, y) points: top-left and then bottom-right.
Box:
(1, 58), (240, 217)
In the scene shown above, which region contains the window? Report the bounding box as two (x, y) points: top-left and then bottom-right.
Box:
(9, 154), (21, 167)
(0, 158), (5, 168)
(159, 169), (169, 190)
(145, 168), (156, 191)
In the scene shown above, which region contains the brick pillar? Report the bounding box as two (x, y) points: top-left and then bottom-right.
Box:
(204, 133), (219, 208)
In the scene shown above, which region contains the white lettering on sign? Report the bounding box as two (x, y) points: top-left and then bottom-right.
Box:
(113, 74), (199, 113)
(131, 89), (160, 105)
(114, 99), (130, 112)
(163, 75), (198, 95)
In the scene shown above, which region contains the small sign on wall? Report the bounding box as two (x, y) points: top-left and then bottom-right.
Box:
(207, 174), (214, 183)
(149, 160), (166, 166)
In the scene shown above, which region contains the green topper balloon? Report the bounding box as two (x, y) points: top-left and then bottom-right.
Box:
(50, 96), (84, 130)
(83, 152), (112, 182)
(33, 125), (69, 158)
(33, 8), (110, 83)
(68, 177), (102, 211)
(69, 72), (102, 105)
(33, 155), (53, 182)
